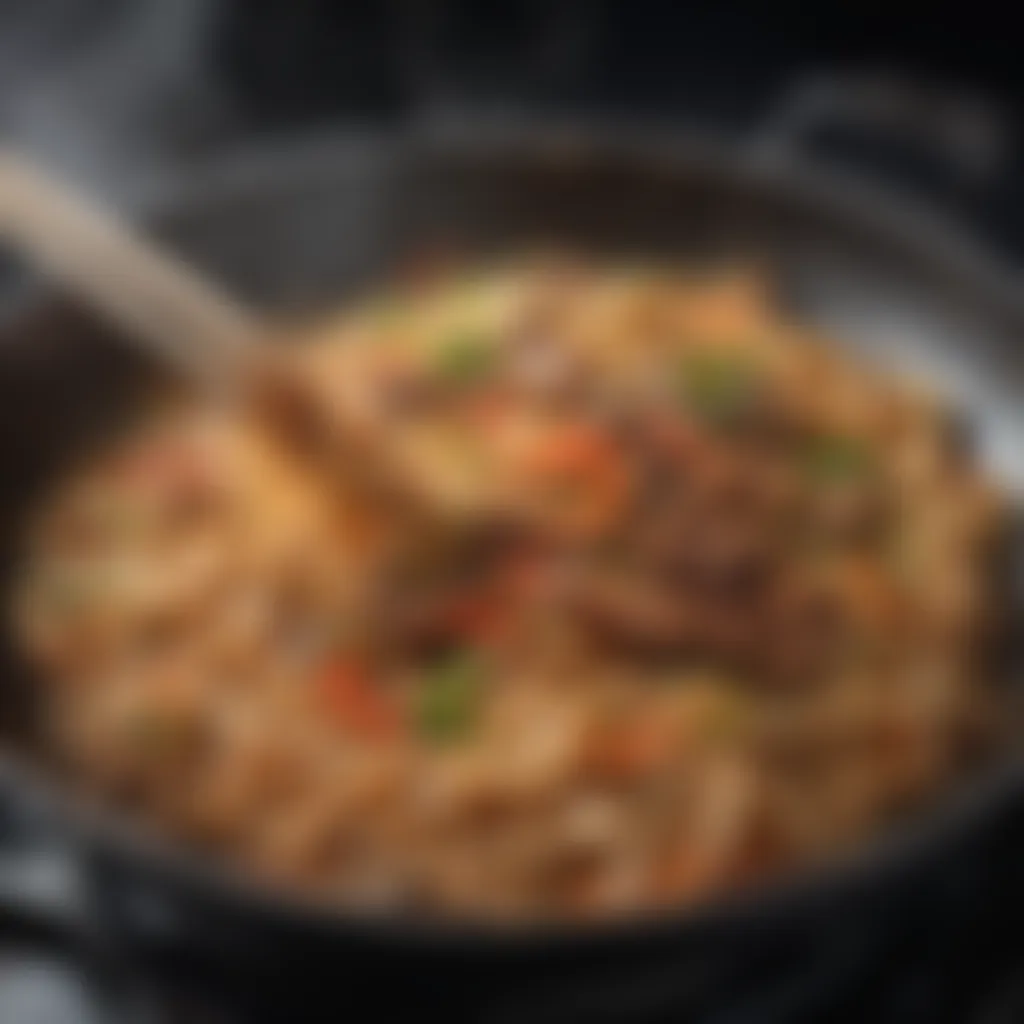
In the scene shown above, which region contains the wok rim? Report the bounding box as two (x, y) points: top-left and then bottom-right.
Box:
(2, 121), (1023, 951)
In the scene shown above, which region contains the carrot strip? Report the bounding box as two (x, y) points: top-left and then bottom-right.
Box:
(317, 660), (402, 740)
(520, 422), (632, 536)
(582, 718), (678, 782)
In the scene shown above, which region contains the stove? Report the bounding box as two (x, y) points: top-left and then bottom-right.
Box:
(4, 4), (1024, 1021)
(5, 807), (1024, 1024)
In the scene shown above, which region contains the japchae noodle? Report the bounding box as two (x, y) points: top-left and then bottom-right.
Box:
(14, 261), (1007, 920)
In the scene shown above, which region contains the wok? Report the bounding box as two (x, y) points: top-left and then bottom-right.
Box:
(2, 83), (1024, 1020)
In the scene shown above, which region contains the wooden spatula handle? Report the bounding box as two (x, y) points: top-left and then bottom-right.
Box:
(0, 152), (260, 382)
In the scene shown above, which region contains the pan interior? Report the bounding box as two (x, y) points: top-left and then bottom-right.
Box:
(0, 135), (1021, 918)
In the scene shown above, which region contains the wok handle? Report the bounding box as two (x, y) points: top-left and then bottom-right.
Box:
(751, 72), (1009, 207)
(0, 795), (162, 1020)
(0, 151), (260, 386)
(0, 792), (107, 951)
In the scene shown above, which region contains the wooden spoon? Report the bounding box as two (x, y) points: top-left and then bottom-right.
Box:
(0, 152), (260, 385)
(0, 152), (461, 521)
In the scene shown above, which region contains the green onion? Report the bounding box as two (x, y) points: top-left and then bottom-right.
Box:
(676, 351), (762, 428)
(39, 568), (96, 615)
(367, 298), (407, 328)
(417, 652), (484, 743)
(120, 711), (184, 755)
(434, 331), (495, 385)
(706, 693), (749, 744)
(803, 434), (874, 483)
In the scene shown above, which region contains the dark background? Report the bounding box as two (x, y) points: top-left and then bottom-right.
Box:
(2, 3), (1024, 170)
(4, 2), (1024, 258)
(215, 2), (1024, 128)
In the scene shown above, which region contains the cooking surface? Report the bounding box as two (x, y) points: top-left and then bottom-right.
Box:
(5, 3), (1024, 1021)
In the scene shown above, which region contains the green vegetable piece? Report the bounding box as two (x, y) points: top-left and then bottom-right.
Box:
(434, 331), (494, 385)
(417, 652), (484, 742)
(706, 693), (749, 744)
(40, 569), (95, 615)
(677, 351), (761, 427)
(121, 711), (184, 755)
(803, 434), (874, 482)
(368, 298), (407, 328)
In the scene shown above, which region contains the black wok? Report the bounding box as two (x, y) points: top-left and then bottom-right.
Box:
(2, 103), (1024, 1021)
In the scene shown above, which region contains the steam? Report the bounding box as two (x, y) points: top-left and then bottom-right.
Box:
(0, 0), (232, 205)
